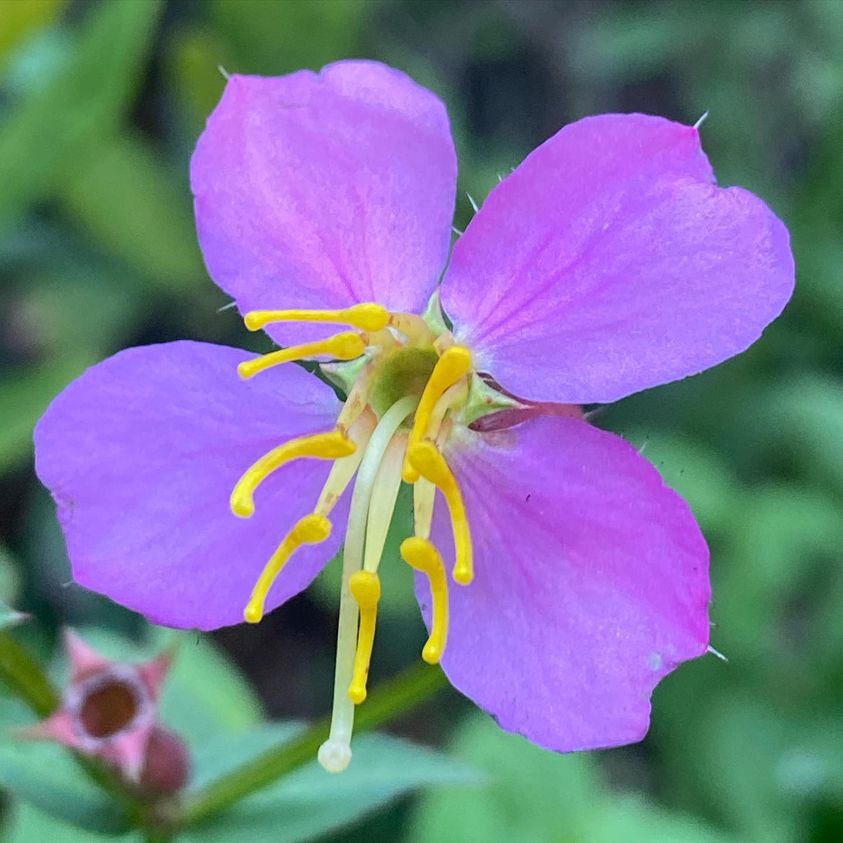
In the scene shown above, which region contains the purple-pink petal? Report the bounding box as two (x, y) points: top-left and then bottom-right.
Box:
(440, 113), (794, 404)
(191, 60), (457, 346)
(419, 414), (710, 752)
(34, 342), (345, 630)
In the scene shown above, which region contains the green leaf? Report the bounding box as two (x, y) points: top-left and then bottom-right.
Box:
(666, 695), (843, 843)
(0, 543), (22, 608)
(163, 25), (232, 141)
(0, 355), (92, 473)
(187, 721), (305, 789)
(0, 0), (65, 64)
(0, 598), (27, 630)
(5, 801), (136, 843)
(591, 798), (740, 843)
(409, 715), (602, 843)
(13, 265), (141, 357)
(410, 714), (739, 843)
(716, 484), (843, 673)
(631, 429), (742, 534)
(0, 0), (162, 226)
(769, 376), (843, 497)
(58, 132), (205, 291)
(0, 690), (32, 728)
(182, 725), (481, 843)
(156, 631), (264, 744)
(209, 0), (371, 76)
(0, 741), (130, 835)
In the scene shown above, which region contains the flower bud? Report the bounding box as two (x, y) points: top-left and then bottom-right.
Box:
(138, 726), (191, 797)
(21, 630), (189, 794)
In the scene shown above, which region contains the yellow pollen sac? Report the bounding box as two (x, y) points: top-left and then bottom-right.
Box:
(244, 513), (331, 623)
(237, 332), (366, 380)
(243, 303), (390, 333)
(402, 345), (472, 483)
(400, 537), (449, 664)
(407, 442), (474, 585)
(347, 571), (381, 704)
(231, 430), (355, 518)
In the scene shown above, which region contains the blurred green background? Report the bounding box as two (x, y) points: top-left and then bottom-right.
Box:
(1, 0), (842, 841)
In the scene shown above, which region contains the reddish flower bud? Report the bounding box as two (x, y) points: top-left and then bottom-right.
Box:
(139, 726), (191, 797)
(21, 630), (188, 793)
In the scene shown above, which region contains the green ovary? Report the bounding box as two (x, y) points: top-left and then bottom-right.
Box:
(368, 347), (439, 418)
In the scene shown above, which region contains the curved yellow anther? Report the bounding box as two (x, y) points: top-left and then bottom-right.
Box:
(347, 571), (381, 704)
(402, 346), (472, 483)
(231, 430), (355, 518)
(237, 332), (366, 380)
(244, 303), (390, 333)
(244, 513), (331, 624)
(407, 442), (473, 585)
(400, 537), (449, 664)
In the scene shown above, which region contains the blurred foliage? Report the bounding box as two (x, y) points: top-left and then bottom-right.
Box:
(0, 0), (842, 841)
(410, 715), (739, 843)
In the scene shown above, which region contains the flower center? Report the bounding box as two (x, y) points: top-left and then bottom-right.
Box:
(67, 666), (153, 749)
(229, 300), (477, 772)
(368, 347), (439, 417)
(79, 680), (138, 738)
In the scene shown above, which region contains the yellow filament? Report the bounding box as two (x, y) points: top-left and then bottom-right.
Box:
(314, 411), (376, 517)
(335, 364), (377, 435)
(400, 537), (449, 664)
(407, 442), (473, 585)
(426, 382), (468, 444)
(363, 433), (406, 574)
(244, 514), (331, 623)
(402, 346), (472, 483)
(244, 303), (390, 333)
(387, 312), (436, 345)
(347, 571), (381, 703)
(231, 430), (355, 518)
(413, 477), (436, 540)
(237, 331), (366, 380)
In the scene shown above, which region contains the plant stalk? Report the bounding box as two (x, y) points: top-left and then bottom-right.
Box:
(0, 630), (59, 716)
(181, 659), (448, 826)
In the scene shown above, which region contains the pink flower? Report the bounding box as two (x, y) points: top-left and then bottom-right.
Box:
(34, 61), (794, 771)
(23, 630), (189, 793)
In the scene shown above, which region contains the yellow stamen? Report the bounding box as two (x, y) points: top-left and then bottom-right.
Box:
(319, 396), (418, 772)
(237, 332), (366, 380)
(426, 381), (468, 443)
(402, 346), (472, 483)
(314, 411), (376, 517)
(407, 442), (473, 585)
(231, 430), (355, 518)
(400, 537), (448, 664)
(363, 433), (406, 573)
(387, 312), (436, 345)
(244, 514), (331, 623)
(334, 364), (377, 435)
(347, 571), (381, 703)
(412, 477), (436, 540)
(244, 303), (390, 333)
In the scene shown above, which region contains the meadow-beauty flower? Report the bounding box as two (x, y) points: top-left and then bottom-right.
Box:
(34, 61), (794, 772)
(23, 630), (189, 793)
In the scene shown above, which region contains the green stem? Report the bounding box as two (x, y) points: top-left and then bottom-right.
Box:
(181, 659), (448, 826)
(0, 631), (59, 716)
(1, 629), (449, 833)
